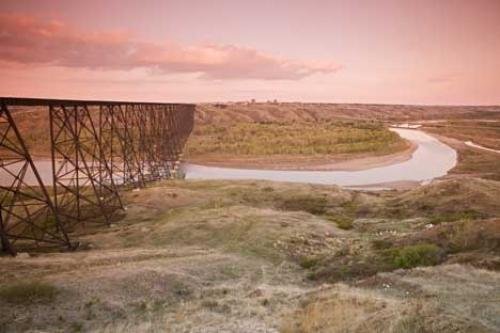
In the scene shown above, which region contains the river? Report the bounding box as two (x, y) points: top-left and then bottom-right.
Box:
(0, 129), (457, 189)
(183, 128), (457, 188)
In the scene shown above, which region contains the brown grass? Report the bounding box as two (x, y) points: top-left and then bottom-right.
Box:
(196, 103), (500, 125)
(0, 281), (58, 304)
(424, 122), (500, 180)
(0, 179), (499, 332)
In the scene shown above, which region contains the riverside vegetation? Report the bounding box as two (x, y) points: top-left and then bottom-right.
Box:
(186, 121), (408, 160)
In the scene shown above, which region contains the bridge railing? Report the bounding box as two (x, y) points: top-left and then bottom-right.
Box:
(0, 97), (195, 255)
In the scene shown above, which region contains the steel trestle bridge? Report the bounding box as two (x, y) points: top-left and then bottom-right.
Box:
(0, 97), (194, 255)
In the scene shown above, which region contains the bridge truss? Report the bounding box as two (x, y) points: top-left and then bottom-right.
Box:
(0, 98), (194, 255)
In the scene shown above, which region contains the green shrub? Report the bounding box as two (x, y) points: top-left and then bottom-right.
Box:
(186, 121), (406, 157)
(70, 322), (84, 332)
(279, 194), (329, 215)
(326, 213), (354, 230)
(308, 259), (382, 282)
(384, 243), (441, 269)
(0, 281), (58, 304)
(261, 186), (274, 192)
(372, 239), (393, 250)
(298, 255), (321, 269)
(329, 215), (354, 230)
(430, 209), (483, 224)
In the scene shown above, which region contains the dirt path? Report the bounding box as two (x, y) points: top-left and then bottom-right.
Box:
(465, 140), (500, 154)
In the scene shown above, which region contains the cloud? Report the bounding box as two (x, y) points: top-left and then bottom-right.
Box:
(0, 14), (341, 80)
(427, 73), (459, 84)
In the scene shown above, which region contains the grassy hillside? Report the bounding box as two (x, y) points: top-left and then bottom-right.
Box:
(1, 179), (499, 332)
(196, 102), (500, 124)
(425, 120), (500, 150)
(422, 121), (500, 181)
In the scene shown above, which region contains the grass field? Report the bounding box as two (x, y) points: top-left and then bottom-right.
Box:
(423, 120), (500, 180)
(186, 121), (408, 160)
(425, 120), (500, 150)
(196, 102), (500, 124)
(1, 178), (499, 332)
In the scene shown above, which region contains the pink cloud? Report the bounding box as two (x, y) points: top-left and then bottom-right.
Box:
(0, 14), (341, 80)
(427, 73), (460, 84)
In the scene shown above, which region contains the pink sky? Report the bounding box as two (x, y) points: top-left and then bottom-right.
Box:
(0, 0), (499, 105)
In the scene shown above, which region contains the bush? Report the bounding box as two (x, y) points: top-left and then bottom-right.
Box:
(308, 259), (382, 282)
(372, 239), (393, 250)
(279, 194), (329, 215)
(384, 243), (441, 269)
(327, 215), (354, 230)
(0, 281), (58, 304)
(447, 219), (498, 253)
(261, 186), (274, 192)
(430, 209), (483, 224)
(329, 215), (354, 230)
(186, 121), (406, 157)
(299, 255), (321, 269)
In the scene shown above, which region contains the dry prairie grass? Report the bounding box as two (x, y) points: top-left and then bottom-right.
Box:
(282, 264), (500, 333)
(0, 179), (499, 332)
(196, 103), (500, 125)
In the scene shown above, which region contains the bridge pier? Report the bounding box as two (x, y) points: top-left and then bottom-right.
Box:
(0, 98), (194, 254)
